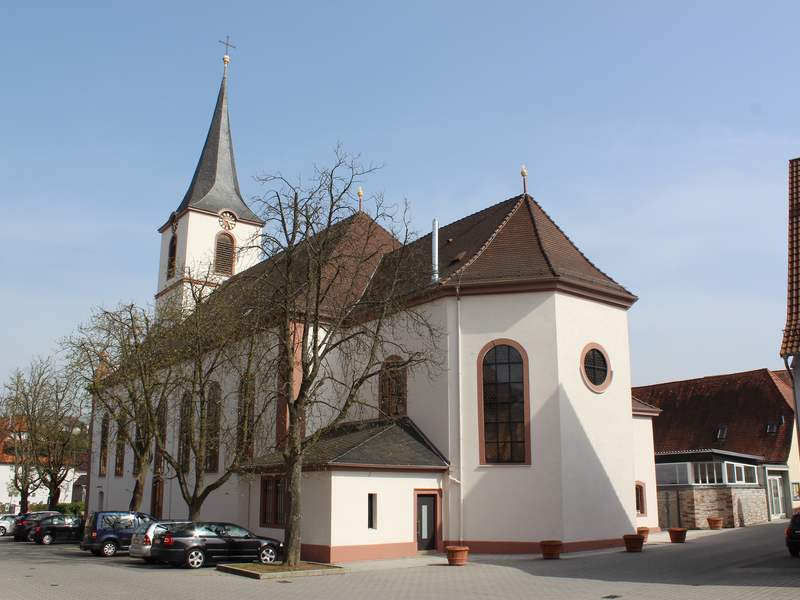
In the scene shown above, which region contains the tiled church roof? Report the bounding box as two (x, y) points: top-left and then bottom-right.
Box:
(376, 194), (637, 308)
(169, 75), (262, 226)
(244, 418), (449, 470)
(632, 368), (795, 464)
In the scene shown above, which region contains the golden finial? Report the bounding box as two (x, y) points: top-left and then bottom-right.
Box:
(358, 187), (364, 212)
(521, 165), (528, 194)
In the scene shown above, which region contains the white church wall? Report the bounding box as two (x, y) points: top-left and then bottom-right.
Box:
(554, 293), (637, 541)
(632, 415), (659, 529)
(329, 471), (442, 547)
(456, 290), (566, 544)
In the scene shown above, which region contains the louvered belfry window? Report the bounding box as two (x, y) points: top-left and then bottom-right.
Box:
(215, 234), (235, 276)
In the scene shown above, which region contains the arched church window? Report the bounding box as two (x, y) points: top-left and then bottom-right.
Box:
(238, 376), (256, 460)
(379, 356), (407, 417)
(214, 233), (235, 276)
(478, 340), (530, 465)
(167, 235), (177, 279)
(204, 382), (222, 472)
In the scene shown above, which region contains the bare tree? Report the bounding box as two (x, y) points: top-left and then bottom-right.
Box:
(1, 415), (42, 513)
(65, 302), (179, 512)
(249, 147), (443, 566)
(66, 284), (278, 519)
(2, 357), (88, 510)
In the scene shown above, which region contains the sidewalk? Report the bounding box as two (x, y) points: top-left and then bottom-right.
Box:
(337, 526), (739, 572)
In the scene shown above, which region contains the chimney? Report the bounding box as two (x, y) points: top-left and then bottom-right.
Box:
(431, 219), (439, 284)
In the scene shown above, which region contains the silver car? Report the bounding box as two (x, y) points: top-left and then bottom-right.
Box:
(130, 521), (190, 562)
(0, 515), (15, 536)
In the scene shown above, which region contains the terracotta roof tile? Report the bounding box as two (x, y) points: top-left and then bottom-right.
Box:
(632, 369), (795, 464)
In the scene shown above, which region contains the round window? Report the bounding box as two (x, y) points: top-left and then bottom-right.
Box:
(580, 343), (612, 392)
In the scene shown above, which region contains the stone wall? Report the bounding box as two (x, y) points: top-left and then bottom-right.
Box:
(657, 486), (768, 529)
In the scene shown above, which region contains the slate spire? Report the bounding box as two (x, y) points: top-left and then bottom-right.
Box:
(174, 62), (261, 223)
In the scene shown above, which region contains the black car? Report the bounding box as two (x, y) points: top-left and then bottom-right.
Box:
(151, 522), (283, 569)
(12, 512), (62, 541)
(32, 514), (85, 544)
(80, 511), (155, 556)
(786, 513), (800, 556)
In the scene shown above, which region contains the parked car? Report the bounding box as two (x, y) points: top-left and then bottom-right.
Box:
(32, 514), (85, 544)
(0, 515), (16, 536)
(12, 512), (62, 541)
(786, 512), (800, 556)
(130, 520), (191, 563)
(150, 522), (283, 569)
(80, 511), (155, 556)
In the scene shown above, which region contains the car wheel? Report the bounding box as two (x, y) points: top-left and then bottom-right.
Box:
(101, 540), (118, 557)
(185, 548), (206, 569)
(259, 545), (278, 564)
(0, 525), (6, 536)
(790, 548), (800, 557)
(41, 533), (54, 545)
(26, 530), (35, 542)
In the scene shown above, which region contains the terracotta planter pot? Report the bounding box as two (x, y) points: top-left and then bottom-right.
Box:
(636, 527), (650, 542)
(445, 546), (469, 566)
(668, 527), (687, 543)
(707, 517), (723, 530)
(623, 534), (645, 552)
(539, 540), (563, 559)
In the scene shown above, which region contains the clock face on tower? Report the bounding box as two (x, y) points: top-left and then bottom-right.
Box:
(219, 211), (237, 230)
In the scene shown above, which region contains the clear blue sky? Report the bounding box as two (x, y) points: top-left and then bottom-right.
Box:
(2, 0), (797, 386)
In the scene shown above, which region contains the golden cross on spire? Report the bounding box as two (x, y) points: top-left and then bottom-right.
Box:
(219, 36), (236, 75)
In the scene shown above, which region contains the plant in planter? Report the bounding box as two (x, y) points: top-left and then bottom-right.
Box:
(707, 517), (723, 530)
(623, 534), (645, 552)
(668, 527), (688, 543)
(539, 540), (563, 559)
(636, 526), (650, 542)
(445, 546), (469, 566)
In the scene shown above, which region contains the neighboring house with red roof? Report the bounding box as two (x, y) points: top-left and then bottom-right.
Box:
(87, 58), (660, 560)
(633, 369), (800, 530)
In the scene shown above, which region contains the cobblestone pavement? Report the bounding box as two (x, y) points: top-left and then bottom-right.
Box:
(1, 522), (799, 600)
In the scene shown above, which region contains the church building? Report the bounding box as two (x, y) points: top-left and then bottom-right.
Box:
(85, 54), (660, 562)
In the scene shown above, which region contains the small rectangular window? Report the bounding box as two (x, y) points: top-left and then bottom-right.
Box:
(368, 493), (377, 530)
(744, 466), (757, 484)
(716, 427), (727, 440)
(767, 423), (778, 434)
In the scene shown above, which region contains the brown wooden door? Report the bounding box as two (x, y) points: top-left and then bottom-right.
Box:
(150, 478), (164, 520)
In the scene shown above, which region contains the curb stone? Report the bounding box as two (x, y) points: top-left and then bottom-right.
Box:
(216, 563), (350, 579)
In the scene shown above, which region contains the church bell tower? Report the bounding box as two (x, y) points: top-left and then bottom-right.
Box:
(155, 51), (264, 310)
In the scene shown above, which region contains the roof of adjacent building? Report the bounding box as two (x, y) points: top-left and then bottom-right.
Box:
(632, 368), (795, 464)
(170, 75), (262, 226)
(378, 194), (636, 308)
(244, 418), (449, 471)
(781, 158), (800, 357)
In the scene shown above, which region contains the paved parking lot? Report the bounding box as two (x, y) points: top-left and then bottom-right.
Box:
(2, 521), (799, 600)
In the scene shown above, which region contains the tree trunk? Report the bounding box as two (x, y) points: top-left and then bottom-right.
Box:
(187, 500), (202, 521)
(129, 475), (145, 512)
(19, 490), (29, 514)
(283, 447), (304, 566)
(48, 483), (61, 510)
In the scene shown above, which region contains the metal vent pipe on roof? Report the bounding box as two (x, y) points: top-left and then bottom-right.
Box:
(432, 219), (439, 283)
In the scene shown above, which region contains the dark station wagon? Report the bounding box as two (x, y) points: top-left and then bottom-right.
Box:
(80, 511), (155, 556)
(151, 522), (283, 569)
